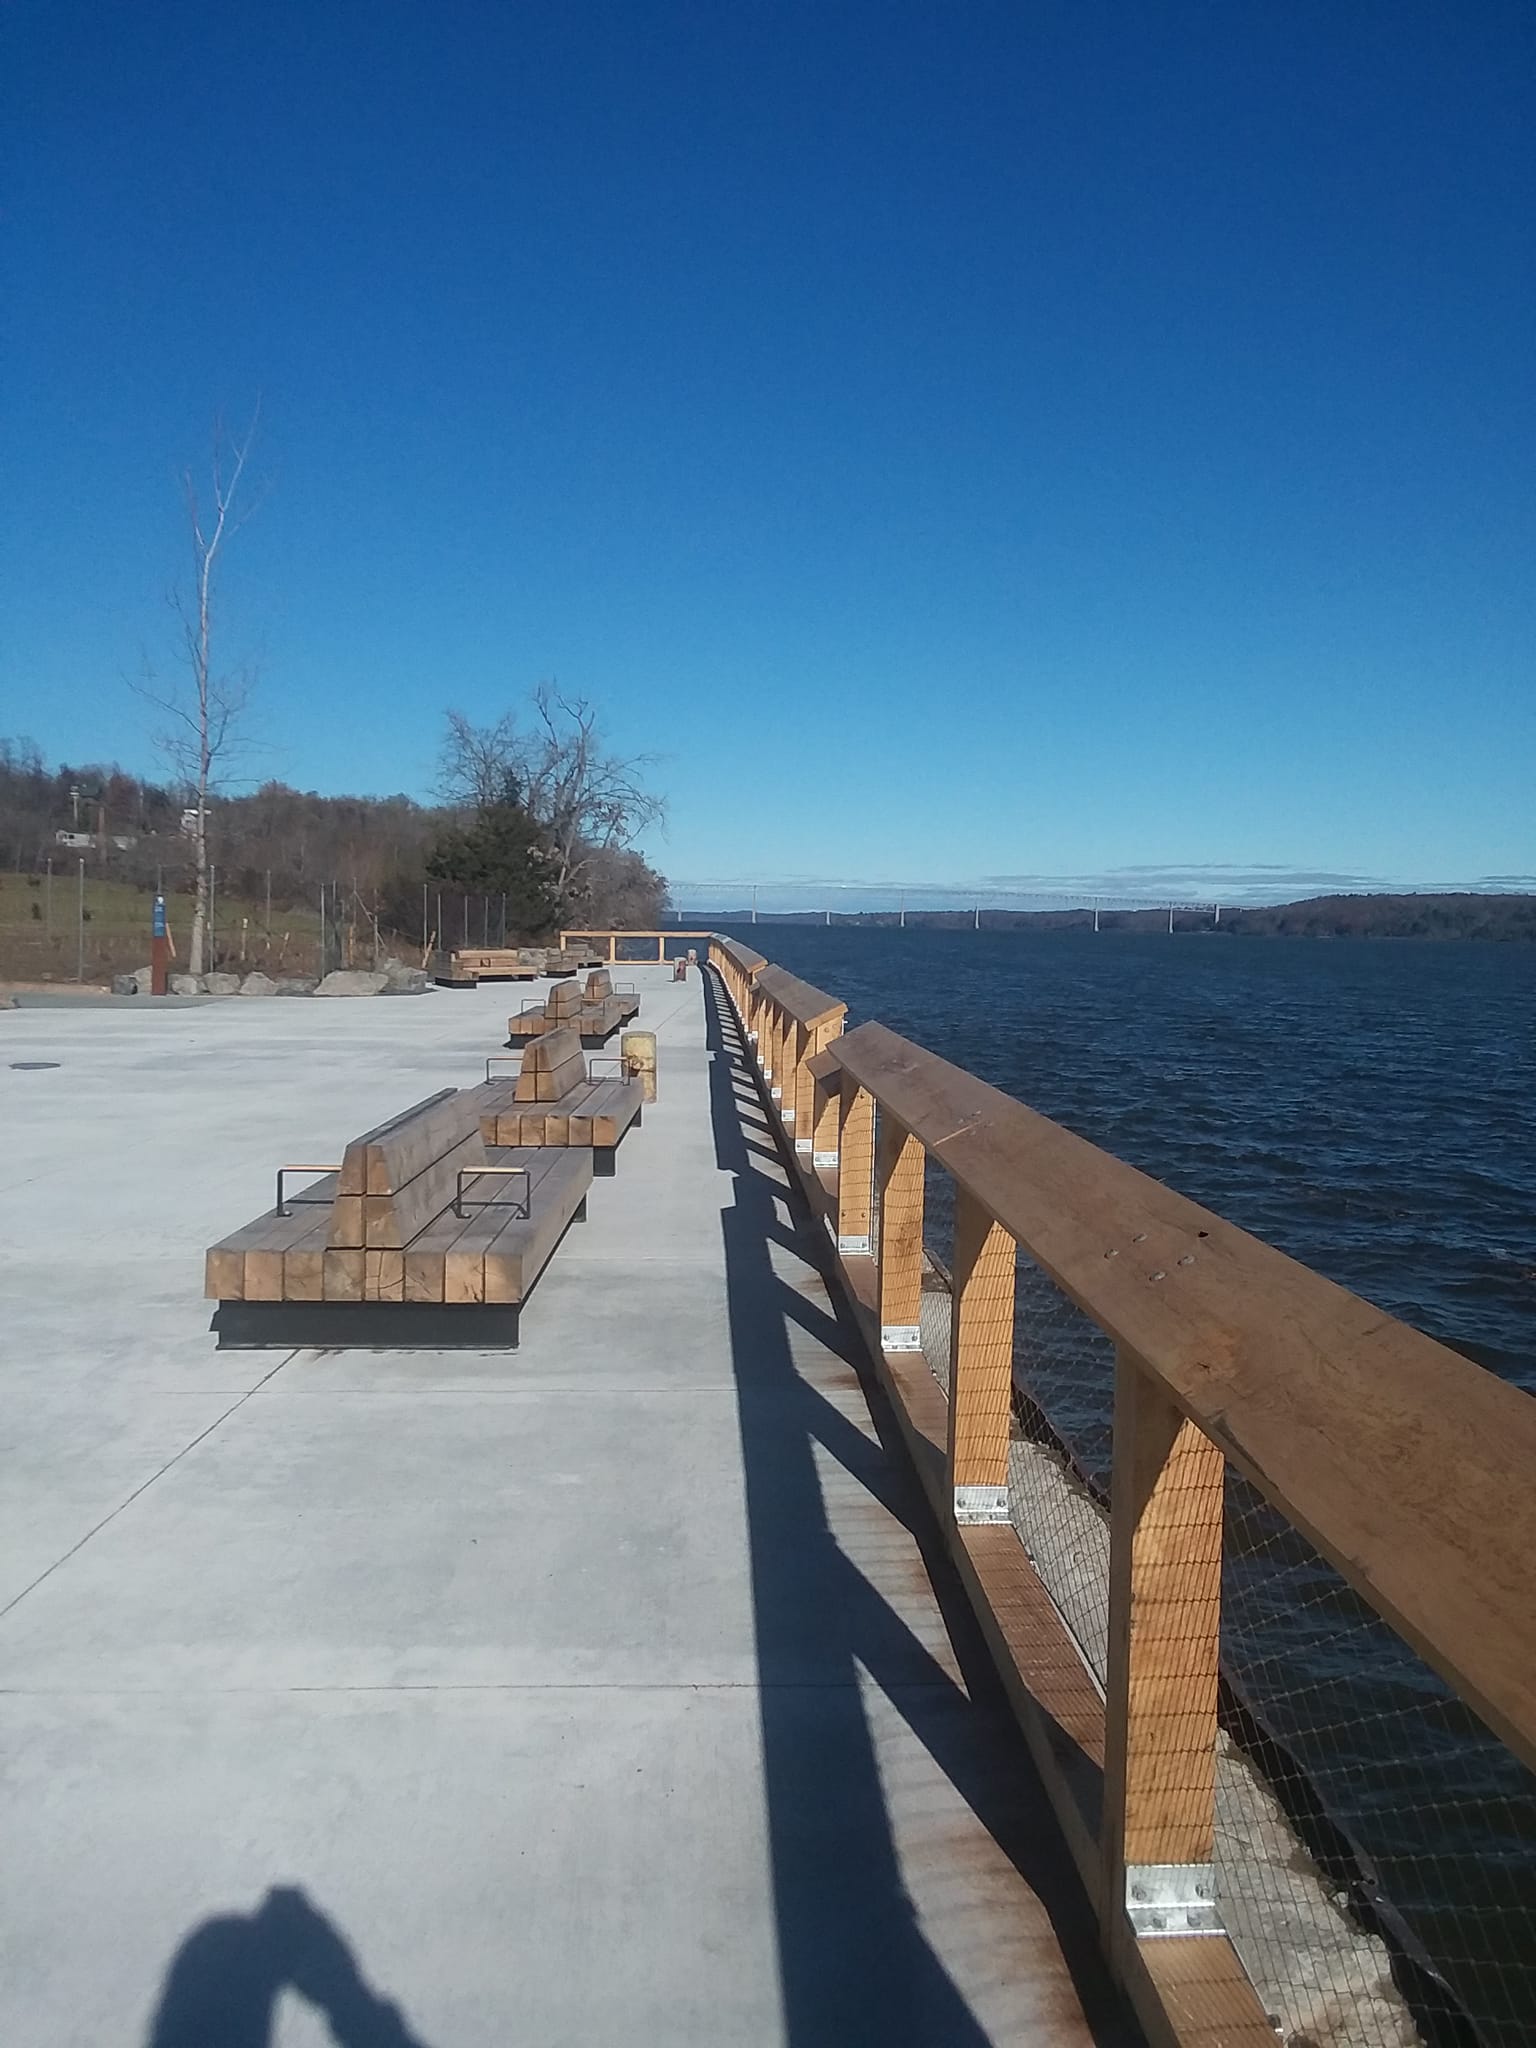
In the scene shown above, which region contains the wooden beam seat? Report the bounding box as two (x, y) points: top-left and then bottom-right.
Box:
(507, 975), (641, 1045)
(204, 1085), (592, 1348)
(474, 1026), (643, 1173)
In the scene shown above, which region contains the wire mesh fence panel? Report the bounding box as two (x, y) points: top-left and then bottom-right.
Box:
(1219, 1474), (1536, 2048)
(944, 1235), (1498, 2047)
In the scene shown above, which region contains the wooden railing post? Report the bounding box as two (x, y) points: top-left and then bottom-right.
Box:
(1103, 1345), (1225, 1946)
(811, 1052), (840, 1168)
(947, 1189), (1015, 1523)
(798, 1023), (839, 1159)
(779, 1018), (803, 1131)
(876, 1114), (923, 1352)
(836, 1084), (874, 1255)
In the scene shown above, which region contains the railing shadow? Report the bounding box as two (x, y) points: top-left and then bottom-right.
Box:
(145, 1887), (433, 2048)
(704, 972), (1138, 2047)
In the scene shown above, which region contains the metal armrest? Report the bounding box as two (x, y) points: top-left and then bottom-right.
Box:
(455, 1164), (531, 1220)
(275, 1165), (342, 1217)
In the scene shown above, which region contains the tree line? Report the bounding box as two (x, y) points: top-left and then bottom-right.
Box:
(0, 704), (668, 952)
(1, 410), (667, 968)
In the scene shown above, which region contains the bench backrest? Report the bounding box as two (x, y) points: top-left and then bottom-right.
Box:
(585, 968), (613, 1001)
(514, 1027), (588, 1104)
(547, 979), (585, 1022)
(328, 1089), (486, 1250)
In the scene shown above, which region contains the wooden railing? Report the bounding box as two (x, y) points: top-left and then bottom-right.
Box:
(703, 934), (1536, 2048)
(560, 928), (714, 962)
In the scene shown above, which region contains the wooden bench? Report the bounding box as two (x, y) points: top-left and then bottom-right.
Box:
(471, 1026), (644, 1175)
(508, 974), (641, 1048)
(204, 1087), (592, 1347)
(433, 947), (542, 987)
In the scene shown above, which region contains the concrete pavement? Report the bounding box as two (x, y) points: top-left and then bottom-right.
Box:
(0, 967), (1132, 2047)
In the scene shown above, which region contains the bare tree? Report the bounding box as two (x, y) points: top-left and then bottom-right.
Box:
(136, 406), (262, 975)
(437, 685), (664, 916)
(436, 708), (523, 813)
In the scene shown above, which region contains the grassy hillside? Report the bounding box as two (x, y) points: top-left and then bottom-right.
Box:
(0, 870), (324, 985)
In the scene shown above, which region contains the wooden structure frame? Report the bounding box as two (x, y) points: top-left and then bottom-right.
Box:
(699, 939), (1536, 2048)
(560, 928), (713, 962)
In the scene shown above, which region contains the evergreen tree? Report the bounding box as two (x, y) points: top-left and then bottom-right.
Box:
(424, 800), (562, 937)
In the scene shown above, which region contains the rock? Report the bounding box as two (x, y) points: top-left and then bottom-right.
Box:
(378, 968), (430, 996)
(132, 964), (153, 991)
(313, 969), (389, 998)
(169, 973), (203, 996)
(238, 972), (278, 997)
(112, 974), (139, 996)
(203, 971), (242, 996)
(273, 977), (319, 996)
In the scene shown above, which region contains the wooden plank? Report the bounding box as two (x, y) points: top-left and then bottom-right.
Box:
(283, 1209), (333, 1302)
(362, 1124), (486, 1250)
(1103, 1349), (1224, 1891)
(826, 1018), (1536, 1771)
(322, 1247), (365, 1301)
(481, 1149), (593, 1302)
(837, 1083), (874, 1251)
(875, 1112), (923, 1350)
(364, 1249), (406, 1302)
(1127, 1933), (1280, 2048)
(754, 962), (846, 1032)
(948, 1190), (1016, 1514)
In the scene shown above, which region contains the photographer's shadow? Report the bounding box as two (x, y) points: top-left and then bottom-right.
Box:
(147, 1886), (432, 2048)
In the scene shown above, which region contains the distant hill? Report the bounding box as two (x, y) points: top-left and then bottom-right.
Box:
(711, 893), (1536, 940)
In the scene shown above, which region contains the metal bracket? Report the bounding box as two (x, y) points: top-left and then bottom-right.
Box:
(794, 1137), (812, 1154)
(813, 1150), (838, 1169)
(781, 1106), (796, 1124)
(881, 1325), (923, 1352)
(837, 1234), (871, 1256)
(954, 1485), (1010, 1524)
(1125, 1864), (1223, 1938)
(769, 1084), (781, 1100)
(484, 1054), (521, 1082)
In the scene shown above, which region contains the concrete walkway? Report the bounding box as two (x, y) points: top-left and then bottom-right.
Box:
(0, 967), (1132, 2047)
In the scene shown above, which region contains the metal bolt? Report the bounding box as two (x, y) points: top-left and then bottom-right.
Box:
(1130, 1884), (1147, 1902)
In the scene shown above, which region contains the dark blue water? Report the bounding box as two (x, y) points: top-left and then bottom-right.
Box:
(720, 927), (1536, 1391)
(712, 926), (1536, 2046)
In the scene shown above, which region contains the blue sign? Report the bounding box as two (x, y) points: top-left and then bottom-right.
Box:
(152, 893), (167, 939)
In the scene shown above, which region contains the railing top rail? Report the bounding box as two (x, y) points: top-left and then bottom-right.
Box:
(712, 937), (768, 977)
(828, 1018), (1536, 1769)
(559, 928), (715, 942)
(753, 962), (847, 1029)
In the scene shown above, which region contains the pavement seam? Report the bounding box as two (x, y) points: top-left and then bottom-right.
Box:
(0, 1350), (300, 1624)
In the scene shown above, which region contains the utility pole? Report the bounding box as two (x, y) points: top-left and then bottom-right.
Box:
(76, 858), (85, 981)
(44, 857), (52, 936)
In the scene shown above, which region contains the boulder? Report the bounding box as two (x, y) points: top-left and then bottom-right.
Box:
(273, 977), (319, 997)
(112, 974), (139, 996)
(203, 971), (242, 996)
(238, 972), (278, 998)
(313, 969), (389, 998)
(169, 973), (203, 997)
(378, 967), (430, 996)
(132, 963), (153, 991)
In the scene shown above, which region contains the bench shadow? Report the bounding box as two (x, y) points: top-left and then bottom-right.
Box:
(703, 974), (1139, 2048)
(145, 1886), (432, 2048)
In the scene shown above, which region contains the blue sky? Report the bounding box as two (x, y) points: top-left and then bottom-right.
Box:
(3, 0), (1532, 901)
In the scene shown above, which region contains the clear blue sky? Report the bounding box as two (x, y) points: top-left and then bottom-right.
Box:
(3, 0), (1532, 900)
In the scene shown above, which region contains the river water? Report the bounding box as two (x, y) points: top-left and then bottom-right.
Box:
(710, 926), (1536, 2047)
